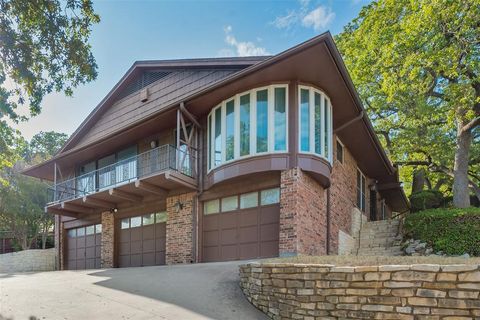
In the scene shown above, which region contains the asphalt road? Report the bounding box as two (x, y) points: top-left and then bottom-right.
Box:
(0, 261), (269, 320)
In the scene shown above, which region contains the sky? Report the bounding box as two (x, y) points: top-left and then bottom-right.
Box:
(14, 0), (370, 140)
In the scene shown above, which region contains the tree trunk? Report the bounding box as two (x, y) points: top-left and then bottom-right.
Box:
(412, 168), (426, 194)
(452, 120), (472, 208)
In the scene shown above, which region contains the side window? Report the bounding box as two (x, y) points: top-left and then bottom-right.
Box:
(336, 140), (344, 164)
(356, 169), (366, 212)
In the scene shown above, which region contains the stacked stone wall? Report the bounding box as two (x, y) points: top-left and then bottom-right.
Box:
(0, 249), (55, 273)
(240, 262), (480, 319)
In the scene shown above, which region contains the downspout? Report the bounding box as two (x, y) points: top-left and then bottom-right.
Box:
(333, 110), (364, 134)
(326, 187), (331, 255)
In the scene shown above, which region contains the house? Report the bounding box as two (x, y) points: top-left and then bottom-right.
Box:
(23, 32), (409, 270)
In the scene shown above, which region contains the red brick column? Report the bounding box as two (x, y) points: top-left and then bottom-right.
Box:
(166, 192), (196, 264)
(279, 168), (327, 256)
(101, 211), (115, 268)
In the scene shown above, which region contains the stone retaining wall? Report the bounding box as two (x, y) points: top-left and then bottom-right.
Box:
(239, 262), (480, 319)
(0, 249), (55, 273)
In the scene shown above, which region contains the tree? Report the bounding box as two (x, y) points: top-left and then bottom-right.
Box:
(0, 131), (67, 249)
(336, 0), (480, 207)
(0, 0), (99, 174)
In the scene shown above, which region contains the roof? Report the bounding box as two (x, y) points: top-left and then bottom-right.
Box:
(22, 32), (409, 212)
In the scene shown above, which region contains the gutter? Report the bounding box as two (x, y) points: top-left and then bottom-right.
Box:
(333, 111), (364, 134)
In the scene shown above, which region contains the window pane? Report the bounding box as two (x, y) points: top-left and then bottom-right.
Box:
(225, 100), (235, 161)
(324, 98), (329, 158)
(214, 108), (222, 166)
(207, 114), (212, 170)
(121, 218), (130, 229)
(240, 192), (258, 209)
(261, 188), (280, 205)
(95, 224), (102, 234)
(357, 170), (361, 208)
(361, 175), (366, 211)
(336, 140), (343, 163)
(86, 225), (95, 235)
(256, 89), (268, 153)
(143, 213), (155, 225)
(77, 227), (85, 237)
(130, 216), (141, 228)
(300, 89), (310, 152)
(274, 87), (286, 151)
(204, 199), (220, 215)
(314, 92), (322, 154)
(156, 211), (167, 223)
(67, 229), (76, 238)
(239, 94), (250, 156)
(222, 196), (238, 212)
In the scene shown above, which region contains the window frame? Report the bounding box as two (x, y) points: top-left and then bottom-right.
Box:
(336, 138), (344, 164)
(356, 168), (366, 212)
(297, 85), (333, 163)
(207, 84), (289, 172)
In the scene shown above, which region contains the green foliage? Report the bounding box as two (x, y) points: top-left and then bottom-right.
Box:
(404, 207), (480, 256)
(409, 190), (445, 212)
(335, 0), (480, 202)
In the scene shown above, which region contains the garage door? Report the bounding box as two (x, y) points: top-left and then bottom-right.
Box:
(118, 212), (166, 268)
(202, 187), (280, 262)
(66, 224), (102, 270)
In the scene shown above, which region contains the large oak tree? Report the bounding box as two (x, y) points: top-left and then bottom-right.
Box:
(336, 0), (480, 207)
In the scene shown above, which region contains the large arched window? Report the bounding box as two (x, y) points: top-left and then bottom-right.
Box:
(207, 85), (288, 170)
(298, 85), (332, 162)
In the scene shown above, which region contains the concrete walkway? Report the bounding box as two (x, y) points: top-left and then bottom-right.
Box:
(0, 261), (268, 320)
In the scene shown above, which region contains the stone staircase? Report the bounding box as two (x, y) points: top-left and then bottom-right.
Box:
(353, 219), (404, 256)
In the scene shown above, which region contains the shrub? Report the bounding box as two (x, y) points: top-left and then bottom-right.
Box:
(403, 207), (480, 256)
(409, 190), (444, 212)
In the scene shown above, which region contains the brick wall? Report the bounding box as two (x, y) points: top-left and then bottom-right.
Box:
(240, 262), (480, 319)
(54, 214), (64, 270)
(280, 168), (326, 256)
(100, 211), (114, 268)
(166, 192), (196, 264)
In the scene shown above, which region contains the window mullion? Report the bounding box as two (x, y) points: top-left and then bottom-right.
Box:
(320, 93), (325, 158)
(221, 102), (226, 163)
(268, 87), (274, 152)
(251, 89), (257, 155)
(234, 95), (240, 159)
(309, 89), (315, 153)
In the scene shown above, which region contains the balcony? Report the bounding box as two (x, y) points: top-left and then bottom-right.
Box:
(47, 144), (197, 216)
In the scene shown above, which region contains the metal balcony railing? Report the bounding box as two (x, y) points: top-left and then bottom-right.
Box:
(48, 144), (195, 204)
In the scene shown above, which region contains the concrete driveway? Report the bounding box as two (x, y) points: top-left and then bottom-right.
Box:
(0, 261), (268, 320)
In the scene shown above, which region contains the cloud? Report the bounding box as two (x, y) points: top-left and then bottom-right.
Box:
(272, 2), (335, 32)
(302, 6), (335, 31)
(220, 26), (269, 57)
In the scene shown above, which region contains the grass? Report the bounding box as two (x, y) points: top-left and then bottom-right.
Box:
(263, 255), (480, 266)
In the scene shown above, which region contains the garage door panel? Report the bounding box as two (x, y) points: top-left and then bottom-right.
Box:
(118, 255), (130, 268)
(239, 243), (259, 260)
(76, 248), (85, 259)
(203, 215), (219, 231)
(155, 224), (166, 237)
(219, 213), (237, 229)
(239, 226), (258, 243)
(220, 245), (237, 261)
(239, 210), (258, 227)
(260, 240), (279, 258)
(95, 258), (101, 269)
(220, 228), (237, 245)
(142, 239), (155, 252)
(155, 252), (166, 265)
(260, 206), (280, 224)
(142, 253), (155, 266)
(155, 238), (166, 249)
(119, 230), (130, 242)
(260, 223), (279, 241)
(67, 260), (76, 270)
(142, 225), (154, 239)
(76, 259), (85, 269)
(85, 246), (96, 259)
(130, 228), (142, 241)
(76, 237), (86, 248)
(130, 241), (142, 254)
(203, 230), (219, 246)
(67, 238), (76, 249)
(86, 258), (96, 269)
(95, 235), (101, 246)
(85, 235), (95, 247)
(130, 254), (142, 267)
(203, 246), (219, 262)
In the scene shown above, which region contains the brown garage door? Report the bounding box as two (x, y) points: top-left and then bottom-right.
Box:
(66, 224), (102, 270)
(118, 212), (166, 268)
(202, 187), (280, 262)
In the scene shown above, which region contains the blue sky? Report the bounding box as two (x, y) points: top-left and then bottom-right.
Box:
(15, 0), (369, 139)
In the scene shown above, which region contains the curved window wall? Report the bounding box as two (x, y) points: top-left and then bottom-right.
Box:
(298, 85), (333, 162)
(207, 85), (288, 170)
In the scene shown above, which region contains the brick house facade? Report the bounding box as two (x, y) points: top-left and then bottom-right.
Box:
(24, 32), (408, 270)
